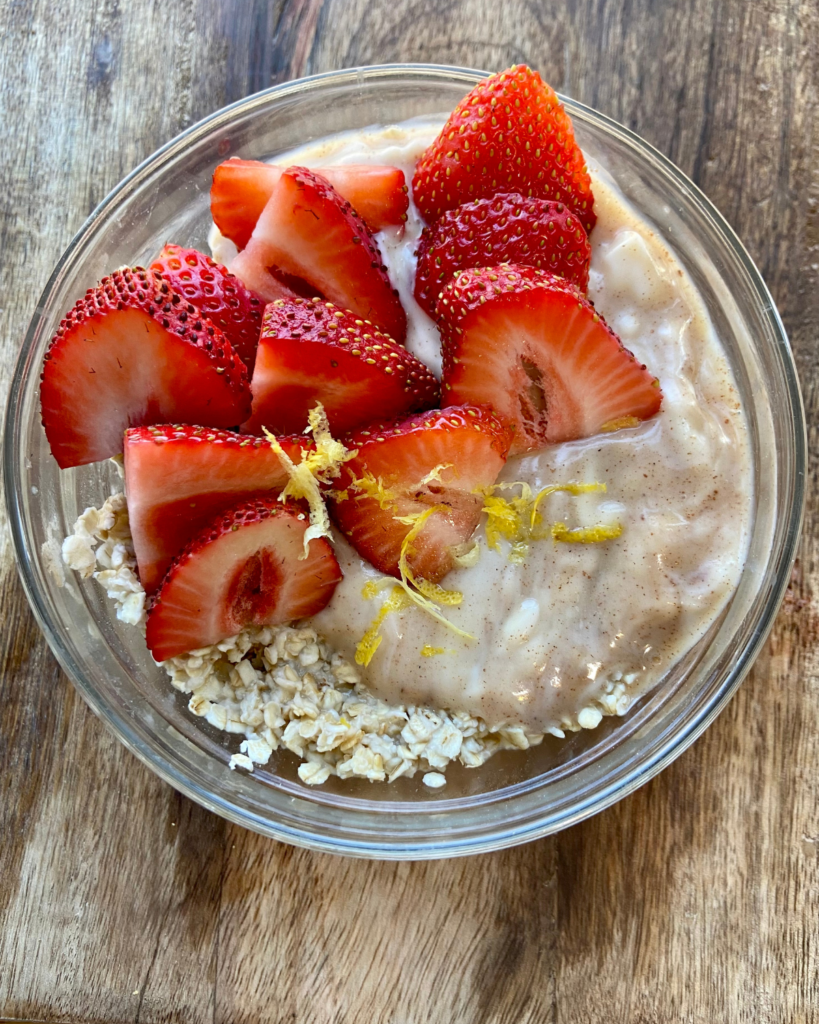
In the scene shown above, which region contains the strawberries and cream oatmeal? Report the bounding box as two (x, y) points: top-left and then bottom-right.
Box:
(50, 66), (751, 790)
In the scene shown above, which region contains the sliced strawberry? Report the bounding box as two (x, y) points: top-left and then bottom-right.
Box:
(328, 407), (513, 584)
(412, 65), (596, 234)
(150, 244), (264, 371)
(145, 497), (342, 661)
(40, 268), (251, 469)
(211, 159), (408, 248)
(438, 265), (662, 455)
(242, 298), (439, 436)
(124, 425), (311, 593)
(317, 164), (408, 231)
(212, 160), (280, 251)
(414, 193), (590, 317)
(230, 167), (407, 342)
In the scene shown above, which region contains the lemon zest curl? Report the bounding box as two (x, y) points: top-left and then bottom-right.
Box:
(479, 480), (621, 561)
(393, 505), (474, 639)
(348, 472), (398, 510)
(355, 504), (475, 666)
(262, 403), (356, 558)
(355, 585), (411, 666)
(552, 522), (624, 544)
(418, 462), (454, 486)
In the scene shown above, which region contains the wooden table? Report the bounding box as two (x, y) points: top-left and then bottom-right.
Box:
(2, 2), (817, 1021)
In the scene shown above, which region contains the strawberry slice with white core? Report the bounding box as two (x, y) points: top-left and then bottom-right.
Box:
(438, 265), (663, 455)
(40, 268), (251, 469)
(124, 425), (311, 593)
(242, 298), (439, 436)
(328, 406), (514, 584)
(211, 159), (408, 248)
(230, 166), (408, 343)
(414, 192), (591, 317)
(145, 496), (342, 662)
(150, 244), (264, 371)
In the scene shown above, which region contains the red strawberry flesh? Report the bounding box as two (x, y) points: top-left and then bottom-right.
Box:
(242, 298), (439, 436)
(414, 193), (591, 317)
(211, 159), (408, 248)
(230, 166), (407, 343)
(317, 164), (408, 231)
(40, 268), (251, 469)
(150, 244), (264, 371)
(329, 406), (513, 583)
(145, 497), (342, 661)
(412, 65), (596, 233)
(212, 160), (281, 250)
(124, 425), (310, 593)
(439, 265), (662, 454)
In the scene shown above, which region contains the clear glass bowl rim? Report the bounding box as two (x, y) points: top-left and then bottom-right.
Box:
(4, 63), (806, 859)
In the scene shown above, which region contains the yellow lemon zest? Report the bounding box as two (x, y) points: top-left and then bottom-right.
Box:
(479, 480), (620, 561)
(393, 505), (475, 640)
(421, 645), (447, 657)
(482, 495), (526, 551)
(480, 480), (534, 553)
(529, 482), (607, 533)
(345, 464), (453, 514)
(415, 577), (463, 607)
(355, 504), (476, 666)
(355, 585), (411, 666)
(509, 540), (529, 564)
(552, 522), (624, 543)
(348, 471), (398, 510)
(361, 578), (387, 600)
(262, 403), (355, 558)
(451, 539), (481, 568)
(601, 416), (641, 432)
(418, 462), (454, 486)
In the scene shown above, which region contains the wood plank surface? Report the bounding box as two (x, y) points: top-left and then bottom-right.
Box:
(1, 1), (818, 1021)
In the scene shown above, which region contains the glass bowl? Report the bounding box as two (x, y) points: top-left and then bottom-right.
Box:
(5, 64), (805, 859)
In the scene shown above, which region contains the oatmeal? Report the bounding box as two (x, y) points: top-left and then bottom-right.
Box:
(248, 123), (752, 737)
(59, 112), (752, 785)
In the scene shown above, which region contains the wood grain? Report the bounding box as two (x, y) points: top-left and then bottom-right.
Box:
(1, 1), (818, 1021)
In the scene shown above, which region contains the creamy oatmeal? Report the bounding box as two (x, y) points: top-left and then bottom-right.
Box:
(64, 120), (752, 786)
(251, 123), (752, 736)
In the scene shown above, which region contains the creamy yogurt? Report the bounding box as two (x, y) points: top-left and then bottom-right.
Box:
(221, 123), (752, 737)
